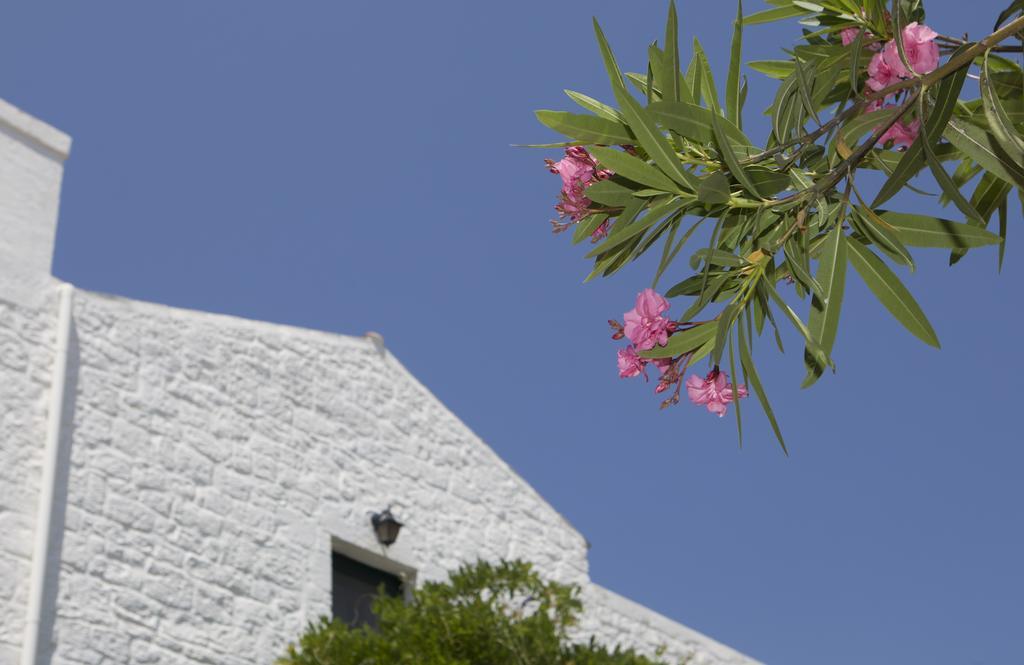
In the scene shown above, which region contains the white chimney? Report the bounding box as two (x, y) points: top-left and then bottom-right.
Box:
(0, 98), (72, 304)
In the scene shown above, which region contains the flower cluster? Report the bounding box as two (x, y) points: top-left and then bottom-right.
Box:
(546, 147), (612, 240)
(612, 289), (748, 416)
(860, 22), (939, 149)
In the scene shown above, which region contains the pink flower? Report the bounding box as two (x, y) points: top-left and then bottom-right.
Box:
(878, 117), (920, 149)
(883, 22), (939, 77)
(685, 369), (748, 418)
(866, 51), (900, 92)
(547, 147), (612, 223)
(617, 345), (646, 379)
(840, 27), (862, 46)
(652, 357), (674, 375)
(622, 289), (673, 351)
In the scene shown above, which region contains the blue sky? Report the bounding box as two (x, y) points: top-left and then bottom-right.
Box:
(3, 1), (1021, 662)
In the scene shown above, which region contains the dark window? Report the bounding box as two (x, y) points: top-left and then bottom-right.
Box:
(331, 551), (402, 629)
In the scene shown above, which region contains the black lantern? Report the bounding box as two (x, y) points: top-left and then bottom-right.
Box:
(371, 508), (403, 547)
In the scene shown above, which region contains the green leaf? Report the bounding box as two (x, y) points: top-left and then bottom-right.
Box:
(697, 171), (732, 204)
(728, 334), (743, 446)
(871, 56), (969, 207)
(994, 0), (1024, 29)
(647, 101), (753, 147)
(944, 117), (1024, 189)
(744, 4), (811, 24)
(982, 52), (1024, 159)
(852, 206), (915, 270)
(792, 56), (821, 127)
(638, 322), (717, 359)
(737, 318), (787, 455)
(689, 248), (745, 269)
(563, 90), (625, 122)
(586, 198), (684, 258)
(748, 60), (795, 78)
(878, 211), (1003, 248)
(664, 0), (682, 103)
(572, 214), (608, 245)
(763, 281), (827, 367)
(685, 51), (703, 106)
(748, 167), (792, 196)
(583, 179), (636, 207)
(712, 111), (764, 199)
(784, 239), (825, 302)
(713, 304), (741, 365)
(654, 217), (705, 288)
(998, 196), (1009, 270)
(692, 38), (721, 112)
(589, 146), (680, 192)
(846, 239), (940, 347)
(919, 98), (988, 228)
(535, 110), (634, 144)
(771, 72), (801, 145)
(802, 222), (846, 387)
(726, 0), (744, 128)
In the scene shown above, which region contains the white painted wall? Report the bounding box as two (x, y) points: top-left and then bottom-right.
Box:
(0, 98), (759, 665)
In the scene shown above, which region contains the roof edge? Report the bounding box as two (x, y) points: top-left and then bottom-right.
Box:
(0, 97), (72, 161)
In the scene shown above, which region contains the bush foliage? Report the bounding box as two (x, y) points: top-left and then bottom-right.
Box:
(278, 559), (678, 665)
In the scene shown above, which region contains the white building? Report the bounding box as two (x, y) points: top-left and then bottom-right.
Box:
(0, 98), (759, 665)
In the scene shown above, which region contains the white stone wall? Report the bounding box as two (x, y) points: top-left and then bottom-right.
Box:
(32, 290), (757, 665)
(0, 292), (58, 664)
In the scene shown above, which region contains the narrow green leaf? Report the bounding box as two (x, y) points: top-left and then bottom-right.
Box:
(763, 282), (827, 367)
(771, 72), (800, 145)
(982, 52), (1024, 159)
(589, 146), (680, 192)
(697, 171), (732, 204)
(748, 60), (795, 78)
(878, 211), (1003, 248)
(784, 239), (825, 301)
(919, 96), (988, 228)
(846, 239), (940, 347)
(563, 90), (625, 122)
(713, 304), (741, 365)
(728, 333), (743, 446)
(792, 56), (822, 126)
(648, 101), (753, 147)
(737, 318), (788, 455)
(535, 110), (634, 144)
(583, 179), (637, 207)
(572, 213), (609, 245)
(726, 0), (744, 128)
(803, 222), (846, 387)
(692, 38), (720, 112)
(664, 0), (681, 103)
(944, 118), (1024, 189)
(998, 197), (1009, 270)
(685, 51), (703, 106)
(654, 217), (705, 288)
(586, 198), (684, 258)
(853, 206), (915, 269)
(712, 111), (764, 199)
(744, 5), (811, 24)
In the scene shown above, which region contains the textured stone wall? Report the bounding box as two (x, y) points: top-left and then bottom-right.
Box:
(28, 289), (756, 665)
(0, 290), (57, 664)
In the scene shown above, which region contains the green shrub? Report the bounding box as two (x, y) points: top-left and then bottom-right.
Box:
(278, 559), (675, 665)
